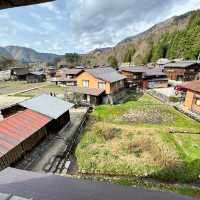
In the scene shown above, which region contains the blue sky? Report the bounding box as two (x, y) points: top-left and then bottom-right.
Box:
(0, 0), (200, 54)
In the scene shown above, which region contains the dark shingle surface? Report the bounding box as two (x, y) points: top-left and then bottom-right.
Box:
(0, 168), (196, 200)
(86, 67), (126, 83)
(119, 66), (146, 73)
(165, 61), (199, 68)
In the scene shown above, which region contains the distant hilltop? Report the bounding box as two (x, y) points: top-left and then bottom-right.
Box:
(0, 46), (62, 64)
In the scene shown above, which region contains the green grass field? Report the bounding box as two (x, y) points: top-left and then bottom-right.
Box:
(76, 92), (200, 183)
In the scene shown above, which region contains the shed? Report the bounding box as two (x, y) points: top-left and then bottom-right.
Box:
(0, 109), (51, 170)
(19, 94), (74, 132)
(11, 67), (29, 80)
(26, 71), (46, 83)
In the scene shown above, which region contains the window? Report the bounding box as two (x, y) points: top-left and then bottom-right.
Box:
(195, 97), (200, 106)
(82, 80), (89, 87)
(98, 82), (106, 89)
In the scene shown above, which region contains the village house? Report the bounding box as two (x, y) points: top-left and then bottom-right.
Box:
(53, 68), (83, 86)
(11, 67), (29, 80)
(118, 66), (146, 88)
(142, 68), (168, 90)
(182, 80), (200, 114)
(46, 66), (57, 78)
(26, 71), (46, 83)
(164, 61), (200, 82)
(72, 67), (126, 105)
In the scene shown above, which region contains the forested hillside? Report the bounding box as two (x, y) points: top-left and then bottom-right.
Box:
(83, 10), (200, 65)
(151, 11), (200, 61)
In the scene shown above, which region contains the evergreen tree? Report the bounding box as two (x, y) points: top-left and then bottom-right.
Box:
(107, 55), (118, 68)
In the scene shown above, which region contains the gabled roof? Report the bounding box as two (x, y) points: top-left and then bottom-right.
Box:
(19, 94), (74, 119)
(61, 68), (83, 75)
(0, 168), (195, 200)
(28, 71), (45, 76)
(86, 67), (126, 83)
(0, 0), (55, 10)
(0, 109), (51, 158)
(164, 61), (200, 68)
(119, 66), (146, 73)
(182, 80), (200, 93)
(144, 69), (166, 77)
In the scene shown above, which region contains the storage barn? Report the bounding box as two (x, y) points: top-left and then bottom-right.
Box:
(0, 109), (51, 170)
(26, 72), (46, 83)
(19, 94), (74, 133)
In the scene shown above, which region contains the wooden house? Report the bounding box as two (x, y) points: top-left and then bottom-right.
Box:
(182, 80), (200, 114)
(26, 71), (46, 83)
(73, 67), (126, 105)
(142, 69), (168, 90)
(19, 94), (74, 133)
(0, 109), (51, 170)
(0, 94), (74, 170)
(54, 68), (83, 86)
(164, 61), (200, 81)
(11, 67), (29, 80)
(119, 66), (146, 88)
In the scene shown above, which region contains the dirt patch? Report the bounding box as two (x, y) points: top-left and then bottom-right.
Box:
(117, 106), (174, 124)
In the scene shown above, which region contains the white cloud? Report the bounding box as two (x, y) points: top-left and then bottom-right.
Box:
(69, 0), (200, 53)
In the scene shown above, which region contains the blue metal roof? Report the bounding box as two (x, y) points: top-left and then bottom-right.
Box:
(19, 94), (74, 119)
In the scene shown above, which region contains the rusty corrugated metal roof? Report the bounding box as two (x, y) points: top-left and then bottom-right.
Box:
(0, 109), (52, 157)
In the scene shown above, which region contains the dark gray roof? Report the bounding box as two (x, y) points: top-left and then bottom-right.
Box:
(72, 86), (105, 96)
(0, 168), (195, 200)
(0, 0), (54, 10)
(29, 71), (45, 76)
(0, 192), (31, 200)
(19, 94), (74, 119)
(62, 68), (83, 75)
(119, 66), (146, 73)
(164, 61), (200, 68)
(86, 67), (126, 83)
(144, 69), (166, 77)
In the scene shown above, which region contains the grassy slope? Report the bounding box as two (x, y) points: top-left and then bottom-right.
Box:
(76, 93), (200, 183)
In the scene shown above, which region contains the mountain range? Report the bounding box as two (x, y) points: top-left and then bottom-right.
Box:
(0, 46), (61, 64)
(83, 10), (200, 65)
(1, 9), (200, 66)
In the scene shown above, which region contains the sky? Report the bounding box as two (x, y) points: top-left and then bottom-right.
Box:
(0, 0), (200, 55)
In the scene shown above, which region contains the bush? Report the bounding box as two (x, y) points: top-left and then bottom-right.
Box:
(169, 96), (179, 103)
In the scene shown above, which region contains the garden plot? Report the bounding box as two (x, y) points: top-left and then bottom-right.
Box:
(76, 93), (200, 182)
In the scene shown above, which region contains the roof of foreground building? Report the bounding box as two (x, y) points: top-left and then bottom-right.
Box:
(0, 168), (196, 200)
(0, 0), (55, 10)
(0, 109), (51, 159)
(19, 94), (74, 119)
